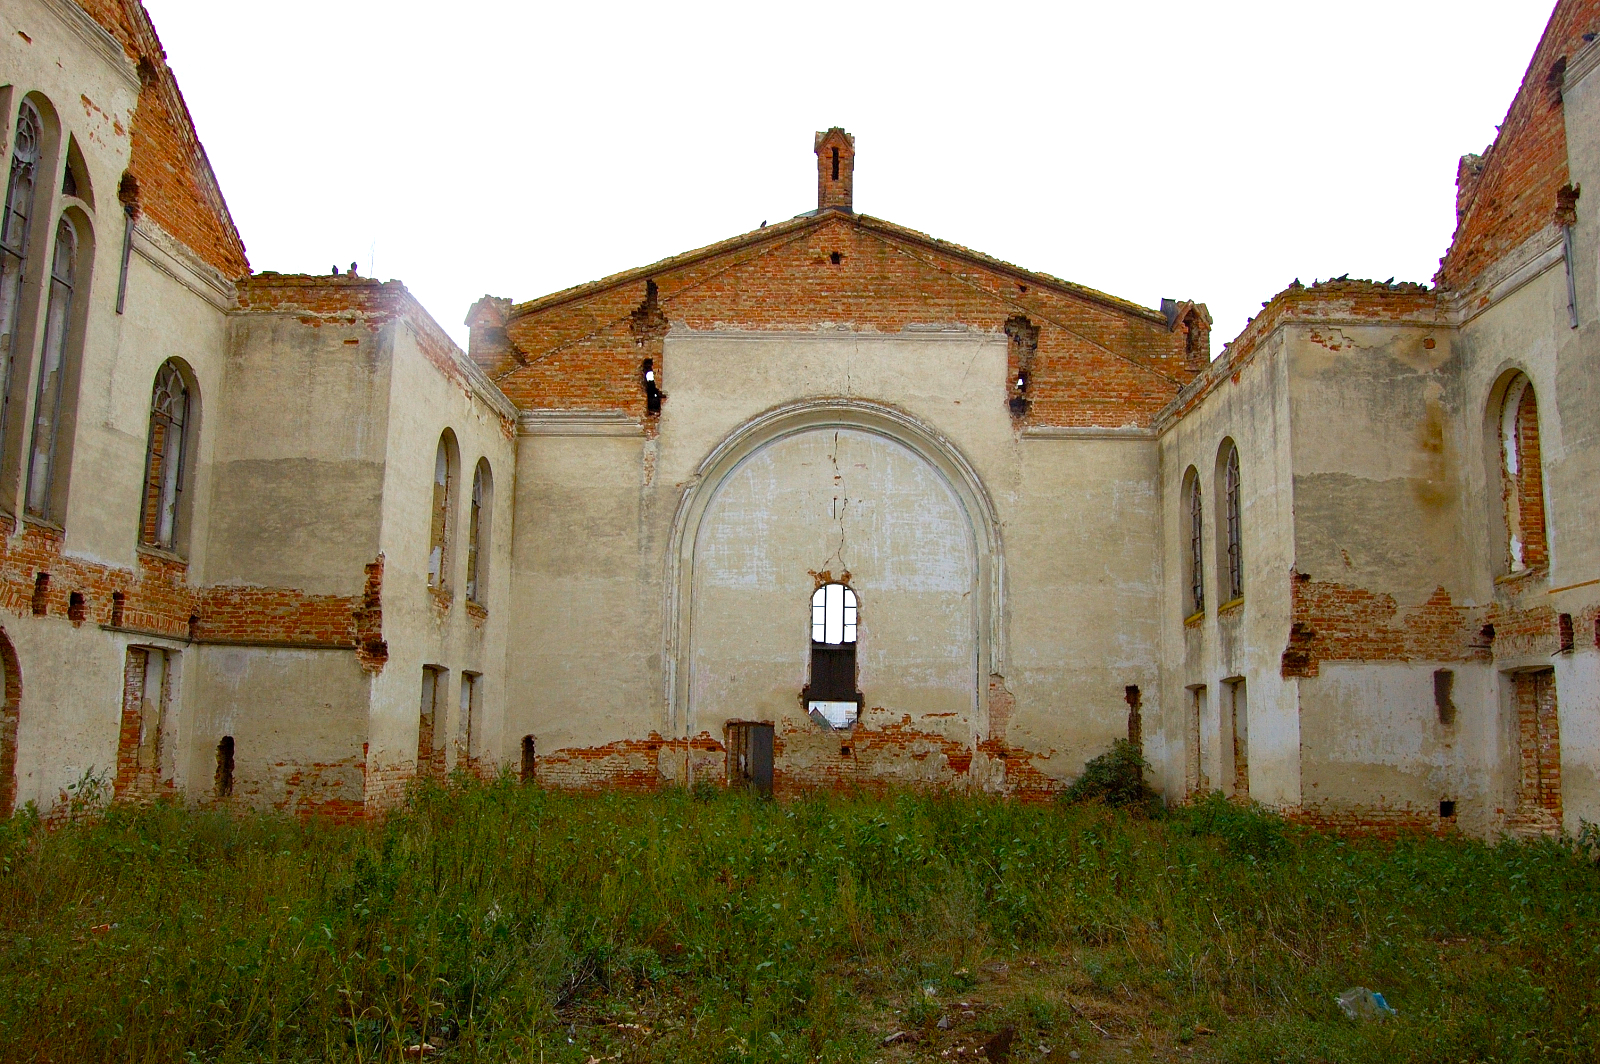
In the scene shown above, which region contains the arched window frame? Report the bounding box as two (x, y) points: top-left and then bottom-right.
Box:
(465, 458), (492, 606)
(1, 100), (44, 473)
(1498, 373), (1548, 573)
(427, 431), (460, 591)
(1215, 442), (1243, 604)
(25, 211), (86, 523)
(1183, 467), (1205, 618)
(139, 360), (195, 553)
(807, 582), (859, 729)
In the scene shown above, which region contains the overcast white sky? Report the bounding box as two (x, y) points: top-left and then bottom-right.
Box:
(141, 0), (1554, 350)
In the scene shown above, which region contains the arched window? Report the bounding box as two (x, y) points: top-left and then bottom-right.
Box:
(140, 361), (191, 551)
(1183, 469), (1204, 617)
(1499, 374), (1547, 572)
(1219, 443), (1242, 603)
(427, 431), (458, 590)
(26, 216), (79, 520)
(807, 582), (859, 729)
(1, 101), (42, 451)
(465, 459), (492, 605)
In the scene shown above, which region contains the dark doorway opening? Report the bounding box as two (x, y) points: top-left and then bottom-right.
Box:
(726, 721), (774, 797)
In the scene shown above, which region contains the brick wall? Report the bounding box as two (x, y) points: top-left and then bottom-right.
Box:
(1437, 0), (1600, 291)
(73, 0), (249, 278)
(498, 214), (1196, 428)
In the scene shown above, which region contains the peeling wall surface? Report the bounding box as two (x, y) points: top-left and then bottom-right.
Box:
(2, 0), (1599, 839)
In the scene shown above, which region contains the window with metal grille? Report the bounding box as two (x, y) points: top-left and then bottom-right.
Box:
(1223, 445), (1243, 601)
(1, 101), (41, 455)
(1186, 472), (1205, 616)
(808, 583), (859, 729)
(140, 361), (189, 550)
(26, 216), (79, 520)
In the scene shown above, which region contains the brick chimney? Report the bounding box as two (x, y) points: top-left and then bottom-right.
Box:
(815, 127), (854, 212)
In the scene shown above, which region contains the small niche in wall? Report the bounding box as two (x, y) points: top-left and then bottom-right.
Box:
(1439, 799), (1456, 819)
(1433, 669), (1456, 727)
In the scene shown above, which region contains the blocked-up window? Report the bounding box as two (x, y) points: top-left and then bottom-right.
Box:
(458, 671), (480, 764)
(1499, 375), (1547, 572)
(418, 665), (445, 780)
(26, 216), (81, 521)
(807, 583), (858, 729)
(427, 433), (458, 589)
(1226, 678), (1248, 800)
(115, 646), (175, 801)
(0, 101), (41, 451)
(140, 361), (191, 551)
(1185, 685), (1208, 799)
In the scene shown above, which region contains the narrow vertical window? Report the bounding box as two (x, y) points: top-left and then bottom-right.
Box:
(807, 583), (859, 729)
(0, 102), (41, 454)
(1183, 469), (1204, 617)
(26, 217), (78, 520)
(831, 146), (840, 181)
(1499, 375), (1547, 572)
(458, 671), (479, 765)
(427, 433), (458, 590)
(465, 460), (491, 605)
(418, 665), (444, 781)
(1224, 445), (1243, 601)
(140, 362), (189, 550)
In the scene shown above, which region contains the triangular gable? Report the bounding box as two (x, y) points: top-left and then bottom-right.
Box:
(497, 210), (1193, 427)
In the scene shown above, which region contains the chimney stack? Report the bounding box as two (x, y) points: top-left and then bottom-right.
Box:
(815, 128), (854, 212)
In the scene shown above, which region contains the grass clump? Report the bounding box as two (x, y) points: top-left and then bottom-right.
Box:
(1059, 739), (1160, 815)
(0, 781), (1596, 1062)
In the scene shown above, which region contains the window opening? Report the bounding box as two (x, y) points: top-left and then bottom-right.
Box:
(1499, 376), (1547, 572)
(26, 216), (79, 520)
(67, 591), (84, 625)
(465, 461), (490, 604)
(829, 251), (842, 265)
(1, 101), (42, 454)
(807, 583), (859, 729)
(831, 147), (839, 181)
(641, 357), (662, 414)
(30, 572), (47, 615)
(1439, 799), (1456, 819)
(1513, 669), (1561, 822)
(1559, 613), (1574, 652)
(1187, 476), (1205, 616)
(110, 590), (125, 627)
(140, 362), (189, 550)
(427, 435), (455, 589)
(520, 734), (536, 783)
(1223, 446), (1243, 601)
(215, 735), (234, 798)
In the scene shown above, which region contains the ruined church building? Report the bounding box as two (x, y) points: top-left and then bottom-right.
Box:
(1, 0), (1598, 837)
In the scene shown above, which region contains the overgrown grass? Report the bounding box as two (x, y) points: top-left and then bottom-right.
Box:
(1, 782), (1597, 1063)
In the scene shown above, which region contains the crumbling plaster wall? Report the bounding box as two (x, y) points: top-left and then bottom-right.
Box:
(367, 320), (515, 804)
(0, 3), (238, 811)
(1282, 312), (1503, 830)
(510, 329), (1162, 793)
(1155, 326), (1298, 808)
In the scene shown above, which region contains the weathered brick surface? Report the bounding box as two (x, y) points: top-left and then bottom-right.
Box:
(498, 214), (1198, 428)
(1438, 0), (1600, 292)
(73, 0), (249, 278)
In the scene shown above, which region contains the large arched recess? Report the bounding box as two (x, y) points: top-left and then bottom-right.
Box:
(665, 400), (1004, 740)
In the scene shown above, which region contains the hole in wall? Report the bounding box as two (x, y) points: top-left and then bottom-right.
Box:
(1559, 613), (1574, 652)
(1439, 799), (1456, 818)
(67, 592), (85, 625)
(31, 574), (49, 616)
(520, 735), (536, 783)
(215, 736), (234, 797)
(1433, 669), (1456, 726)
(110, 591), (125, 627)
(829, 252), (842, 265)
